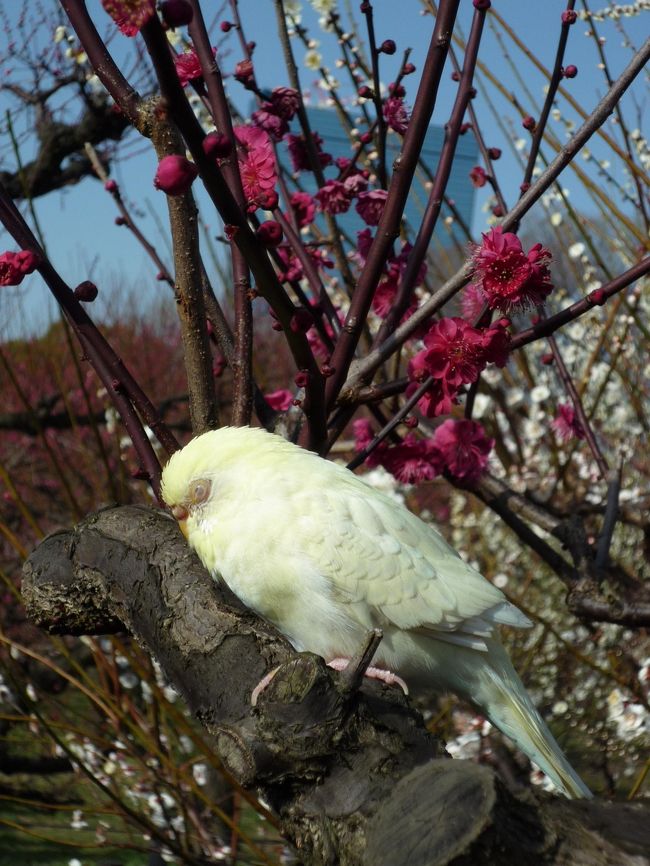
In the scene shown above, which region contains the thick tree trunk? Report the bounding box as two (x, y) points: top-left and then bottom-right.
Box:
(22, 506), (650, 866)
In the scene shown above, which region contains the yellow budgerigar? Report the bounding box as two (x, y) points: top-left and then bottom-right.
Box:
(161, 425), (591, 798)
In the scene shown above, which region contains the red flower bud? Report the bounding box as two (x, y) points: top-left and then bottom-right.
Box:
(473, 0), (491, 9)
(160, 0), (193, 27)
(459, 123), (472, 135)
(289, 308), (313, 333)
(589, 288), (606, 305)
(358, 85), (373, 98)
(492, 205), (504, 217)
(115, 216), (126, 226)
(380, 39), (396, 55)
(295, 370), (309, 388)
(403, 62), (416, 74)
(522, 115), (536, 131)
(360, 131), (373, 144)
(563, 64), (578, 78)
(154, 155), (198, 196)
(256, 220), (283, 247)
(220, 21), (233, 32)
(561, 10), (577, 24)
(541, 352), (554, 365)
(74, 280), (98, 302)
(256, 190), (279, 210)
(202, 132), (232, 159)
(487, 147), (501, 160)
(235, 59), (255, 87)
(451, 70), (460, 82)
(104, 179), (118, 193)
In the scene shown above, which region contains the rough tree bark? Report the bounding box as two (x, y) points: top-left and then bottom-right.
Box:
(21, 506), (650, 866)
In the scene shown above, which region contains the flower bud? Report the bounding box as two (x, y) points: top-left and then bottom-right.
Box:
(561, 10), (577, 24)
(522, 115), (536, 131)
(256, 220), (283, 247)
(202, 132), (232, 159)
(589, 288), (606, 305)
(563, 64), (578, 78)
(220, 21), (233, 32)
(235, 59), (255, 87)
(154, 155), (199, 196)
(104, 179), (118, 193)
(74, 280), (98, 302)
(487, 147), (501, 160)
(160, 0), (193, 27)
(380, 39), (396, 55)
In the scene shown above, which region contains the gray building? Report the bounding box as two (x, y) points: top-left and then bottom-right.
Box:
(282, 105), (478, 249)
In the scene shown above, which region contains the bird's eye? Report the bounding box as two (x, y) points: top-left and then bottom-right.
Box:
(190, 478), (211, 505)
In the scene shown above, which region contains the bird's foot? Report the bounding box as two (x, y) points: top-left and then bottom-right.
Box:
(327, 657), (409, 695)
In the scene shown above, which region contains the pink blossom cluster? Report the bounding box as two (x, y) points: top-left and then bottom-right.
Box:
(252, 87), (301, 141)
(552, 403), (585, 441)
(313, 168), (374, 218)
(0, 250), (40, 286)
(382, 97), (410, 134)
(353, 417), (493, 485)
(407, 317), (510, 417)
(470, 227), (554, 313)
(275, 245), (334, 287)
(233, 125), (277, 211)
(101, 0), (155, 36)
(352, 229), (427, 321)
(174, 47), (216, 87)
(286, 132), (333, 173)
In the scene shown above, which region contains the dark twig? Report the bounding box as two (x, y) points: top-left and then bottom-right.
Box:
(337, 42), (650, 404)
(346, 376), (433, 471)
(518, 1), (576, 199)
(137, 14), (327, 447)
(0, 185), (177, 495)
(361, 2), (388, 189)
(84, 143), (174, 287)
(510, 257), (650, 350)
(373, 2), (488, 349)
(594, 462), (623, 577)
(338, 629), (384, 695)
(187, 0), (253, 426)
(325, 0), (462, 410)
(545, 328), (608, 479)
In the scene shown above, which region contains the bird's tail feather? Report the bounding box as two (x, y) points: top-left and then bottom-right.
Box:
(477, 640), (592, 799)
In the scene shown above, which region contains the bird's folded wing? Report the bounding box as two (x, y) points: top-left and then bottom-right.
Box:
(298, 485), (531, 644)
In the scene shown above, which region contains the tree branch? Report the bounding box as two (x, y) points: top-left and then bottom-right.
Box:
(21, 507), (650, 864)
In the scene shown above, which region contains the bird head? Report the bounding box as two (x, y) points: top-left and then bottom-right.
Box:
(160, 425), (293, 541)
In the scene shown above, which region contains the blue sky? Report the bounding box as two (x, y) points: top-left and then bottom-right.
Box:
(0, 0), (647, 340)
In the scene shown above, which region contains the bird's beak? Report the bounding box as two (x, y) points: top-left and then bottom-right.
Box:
(171, 505), (189, 539)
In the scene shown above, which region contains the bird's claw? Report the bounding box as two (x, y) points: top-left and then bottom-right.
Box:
(327, 657), (409, 695)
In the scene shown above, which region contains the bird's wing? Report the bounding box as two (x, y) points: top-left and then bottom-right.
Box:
(297, 480), (530, 649)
